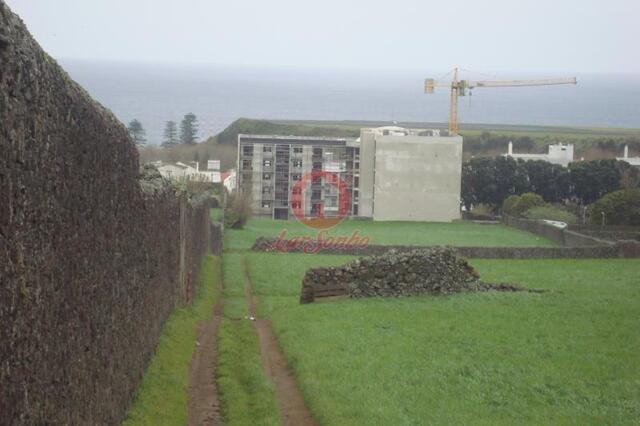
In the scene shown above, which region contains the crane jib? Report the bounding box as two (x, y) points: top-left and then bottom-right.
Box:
(423, 68), (577, 135)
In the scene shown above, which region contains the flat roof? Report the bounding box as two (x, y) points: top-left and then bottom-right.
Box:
(238, 133), (354, 146)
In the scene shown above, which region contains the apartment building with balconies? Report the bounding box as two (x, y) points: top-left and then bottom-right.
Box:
(237, 134), (360, 220)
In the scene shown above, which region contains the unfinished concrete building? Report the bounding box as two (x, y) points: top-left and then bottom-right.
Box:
(237, 127), (463, 222)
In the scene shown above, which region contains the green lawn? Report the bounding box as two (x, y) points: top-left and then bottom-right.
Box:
(124, 255), (221, 426)
(225, 218), (556, 250)
(244, 252), (640, 425)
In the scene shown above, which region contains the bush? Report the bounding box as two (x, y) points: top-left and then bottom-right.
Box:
(523, 205), (578, 225)
(502, 193), (545, 217)
(502, 195), (521, 216)
(587, 188), (640, 226)
(224, 192), (252, 229)
(471, 203), (495, 216)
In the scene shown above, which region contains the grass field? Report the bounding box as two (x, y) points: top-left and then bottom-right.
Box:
(124, 255), (221, 426)
(224, 218), (556, 250)
(241, 250), (640, 425)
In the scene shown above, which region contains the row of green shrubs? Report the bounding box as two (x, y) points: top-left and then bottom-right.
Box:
(587, 188), (640, 226)
(502, 193), (579, 224)
(501, 188), (640, 226)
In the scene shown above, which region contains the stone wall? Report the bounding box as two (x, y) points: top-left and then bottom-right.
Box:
(569, 225), (640, 242)
(252, 236), (633, 258)
(0, 4), (213, 424)
(502, 216), (611, 247)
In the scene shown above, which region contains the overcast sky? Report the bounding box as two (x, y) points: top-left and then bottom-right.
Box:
(6, 0), (639, 73)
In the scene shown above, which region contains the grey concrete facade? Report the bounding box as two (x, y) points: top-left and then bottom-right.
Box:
(360, 127), (463, 222)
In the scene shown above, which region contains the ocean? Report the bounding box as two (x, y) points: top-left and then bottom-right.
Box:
(60, 59), (640, 145)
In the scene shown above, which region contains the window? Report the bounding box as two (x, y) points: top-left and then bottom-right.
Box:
(291, 174), (301, 181)
(242, 145), (253, 156)
(242, 159), (251, 169)
(263, 145), (273, 153)
(263, 173), (272, 180)
(292, 160), (303, 168)
(291, 201), (301, 209)
(263, 159), (272, 167)
(312, 162), (322, 170)
(292, 187), (302, 195)
(262, 201), (272, 209)
(313, 147), (322, 156)
(293, 146), (303, 154)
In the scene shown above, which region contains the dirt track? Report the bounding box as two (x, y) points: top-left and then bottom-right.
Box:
(243, 257), (316, 426)
(187, 299), (224, 426)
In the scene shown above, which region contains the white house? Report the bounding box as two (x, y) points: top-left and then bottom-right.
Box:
(155, 161), (221, 182)
(616, 145), (640, 168)
(221, 169), (237, 192)
(504, 142), (574, 167)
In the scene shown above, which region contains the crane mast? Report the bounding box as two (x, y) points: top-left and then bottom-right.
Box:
(425, 68), (577, 135)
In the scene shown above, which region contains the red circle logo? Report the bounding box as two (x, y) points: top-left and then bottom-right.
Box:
(290, 171), (351, 230)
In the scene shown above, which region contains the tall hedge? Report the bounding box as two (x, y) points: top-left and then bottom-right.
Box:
(1, 3), (212, 423)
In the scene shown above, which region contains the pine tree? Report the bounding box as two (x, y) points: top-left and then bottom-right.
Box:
(180, 113), (199, 145)
(127, 119), (146, 147)
(162, 120), (179, 148)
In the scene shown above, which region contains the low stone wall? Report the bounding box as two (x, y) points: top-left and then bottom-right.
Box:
(569, 225), (640, 242)
(1, 4), (216, 424)
(503, 216), (612, 247)
(252, 236), (634, 258)
(301, 248), (485, 303)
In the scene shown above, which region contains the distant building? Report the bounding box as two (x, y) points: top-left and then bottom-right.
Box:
(504, 141), (574, 167)
(237, 134), (359, 220)
(236, 126), (463, 222)
(155, 161), (221, 182)
(616, 145), (640, 168)
(222, 169), (237, 192)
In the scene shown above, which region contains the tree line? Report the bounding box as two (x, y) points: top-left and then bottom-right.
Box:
(127, 113), (199, 148)
(462, 156), (639, 210)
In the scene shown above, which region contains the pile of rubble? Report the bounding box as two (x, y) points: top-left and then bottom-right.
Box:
(300, 247), (523, 303)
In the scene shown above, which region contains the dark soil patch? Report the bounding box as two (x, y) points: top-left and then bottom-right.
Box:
(482, 282), (547, 293)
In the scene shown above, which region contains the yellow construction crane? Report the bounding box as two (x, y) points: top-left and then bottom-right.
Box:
(425, 68), (577, 135)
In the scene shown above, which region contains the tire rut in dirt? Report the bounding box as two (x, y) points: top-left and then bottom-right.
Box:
(187, 299), (224, 426)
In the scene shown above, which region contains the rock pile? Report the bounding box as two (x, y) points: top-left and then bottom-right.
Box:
(300, 247), (519, 303)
